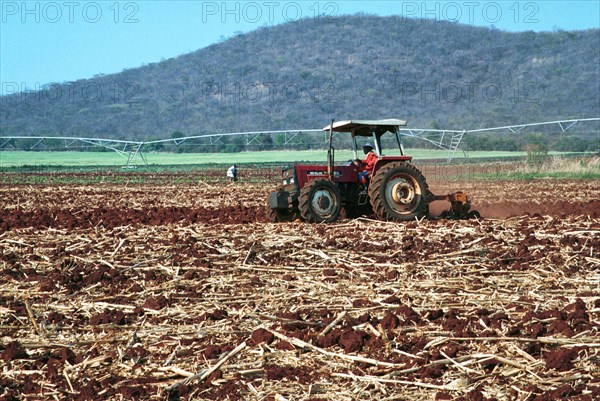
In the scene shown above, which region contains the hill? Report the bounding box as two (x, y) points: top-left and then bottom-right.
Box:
(1, 15), (599, 141)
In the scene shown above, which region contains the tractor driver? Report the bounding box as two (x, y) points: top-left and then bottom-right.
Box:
(354, 142), (377, 184)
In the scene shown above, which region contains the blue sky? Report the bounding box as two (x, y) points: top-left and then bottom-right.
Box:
(1, 1), (599, 94)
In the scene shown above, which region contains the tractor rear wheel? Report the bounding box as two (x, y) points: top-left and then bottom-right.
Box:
(299, 179), (342, 223)
(368, 162), (429, 221)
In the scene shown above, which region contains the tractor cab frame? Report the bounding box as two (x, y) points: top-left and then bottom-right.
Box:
(334, 118), (408, 161)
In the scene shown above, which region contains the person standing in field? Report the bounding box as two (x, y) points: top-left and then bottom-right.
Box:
(227, 164), (238, 182)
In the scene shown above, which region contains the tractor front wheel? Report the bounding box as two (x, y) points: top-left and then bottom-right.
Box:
(467, 210), (481, 220)
(299, 180), (342, 223)
(268, 206), (300, 222)
(368, 162), (429, 221)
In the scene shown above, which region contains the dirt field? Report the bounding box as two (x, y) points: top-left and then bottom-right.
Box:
(1, 175), (599, 401)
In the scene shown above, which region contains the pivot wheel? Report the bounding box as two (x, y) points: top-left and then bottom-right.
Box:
(368, 162), (429, 221)
(299, 179), (342, 223)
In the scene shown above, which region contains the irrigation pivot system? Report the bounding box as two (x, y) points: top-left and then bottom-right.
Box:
(396, 118), (600, 161)
(0, 136), (148, 167)
(1, 118), (598, 167)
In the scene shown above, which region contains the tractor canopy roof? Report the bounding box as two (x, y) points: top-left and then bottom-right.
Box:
(322, 119), (407, 137)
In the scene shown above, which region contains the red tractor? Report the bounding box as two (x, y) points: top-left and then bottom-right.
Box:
(268, 119), (479, 223)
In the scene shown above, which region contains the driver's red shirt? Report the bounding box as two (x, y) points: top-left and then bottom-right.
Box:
(361, 151), (378, 173)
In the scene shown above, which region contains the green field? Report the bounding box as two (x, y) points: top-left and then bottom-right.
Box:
(1, 150), (597, 183)
(0, 149), (536, 167)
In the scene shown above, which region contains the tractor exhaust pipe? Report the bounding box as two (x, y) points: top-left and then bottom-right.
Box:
(327, 119), (335, 179)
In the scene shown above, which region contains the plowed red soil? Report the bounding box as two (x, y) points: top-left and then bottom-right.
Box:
(0, 205), (268, 231)
(1, 179), (598, 230)
(0, 174), (598, 401)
